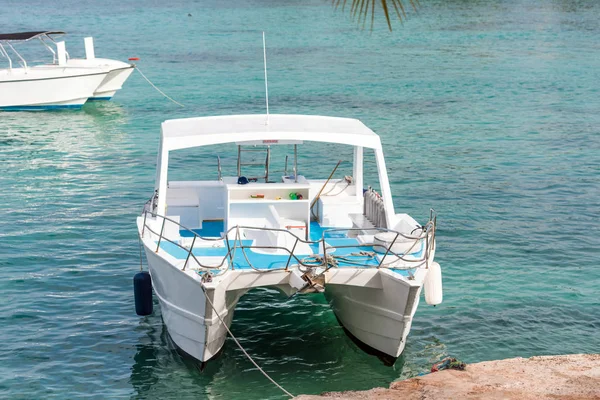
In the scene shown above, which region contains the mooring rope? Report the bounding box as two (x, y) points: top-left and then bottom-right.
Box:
(134, 66), (185, 107)
(199, 283), (295, 398)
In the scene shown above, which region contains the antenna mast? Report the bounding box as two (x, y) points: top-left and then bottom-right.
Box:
(263, 31), (269, 125)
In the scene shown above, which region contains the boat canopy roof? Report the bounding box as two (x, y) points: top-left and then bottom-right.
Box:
(161, 114), (382, 151)
(0, 31), (65, 41)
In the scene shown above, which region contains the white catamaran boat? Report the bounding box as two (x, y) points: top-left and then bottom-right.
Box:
(136, 114), (443, 364)
(0, 31), (109, 110)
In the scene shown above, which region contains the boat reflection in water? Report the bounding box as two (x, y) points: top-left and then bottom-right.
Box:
(129, 287), (413, 398)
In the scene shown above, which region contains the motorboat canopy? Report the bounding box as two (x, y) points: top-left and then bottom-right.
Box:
(156, 114), (394, 227)
(0, 31), (65, 42)
(160, 114), (383, 151)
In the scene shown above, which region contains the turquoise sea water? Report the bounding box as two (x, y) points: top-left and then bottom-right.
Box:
(1, 0), (599, 398)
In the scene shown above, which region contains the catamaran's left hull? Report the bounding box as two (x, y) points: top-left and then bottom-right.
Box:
(140, 233), (306, 362)
(143, 246), (232, 362)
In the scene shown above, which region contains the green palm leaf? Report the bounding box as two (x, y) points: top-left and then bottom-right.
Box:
(334, 0), (419, 31)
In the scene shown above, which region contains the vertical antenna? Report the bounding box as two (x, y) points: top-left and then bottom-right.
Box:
(263, 31), (269, 125)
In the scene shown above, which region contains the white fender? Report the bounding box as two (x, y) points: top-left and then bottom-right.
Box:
(424, 262), (443, 305)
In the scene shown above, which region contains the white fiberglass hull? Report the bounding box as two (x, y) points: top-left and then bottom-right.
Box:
(142, 241), (306, 361)
(143, 248), (228, 361)
(66, 58), (134, 100)
(0, 66), (107, 110)
(91, 66), (134, 100)
(324, 268), (424, 360)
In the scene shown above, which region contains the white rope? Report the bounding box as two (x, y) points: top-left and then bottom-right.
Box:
(199, 283), (295, 398)
(134, 66), (185, 107)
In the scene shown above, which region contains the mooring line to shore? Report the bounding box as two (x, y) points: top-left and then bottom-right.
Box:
(134, 66), (185, 107)
(200, 283), (295, 398)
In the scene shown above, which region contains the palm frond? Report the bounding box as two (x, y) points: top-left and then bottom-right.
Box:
(333, 0), (418, 31)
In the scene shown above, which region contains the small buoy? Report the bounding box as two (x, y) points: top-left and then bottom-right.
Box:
(128, 57), (140, 61)
(424, 262), (443, 306)
(133, 271), (153, 316)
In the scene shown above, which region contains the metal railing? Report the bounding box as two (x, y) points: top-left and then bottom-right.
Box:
(140, 209), (436, 278)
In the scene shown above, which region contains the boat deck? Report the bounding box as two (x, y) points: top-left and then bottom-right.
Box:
(157, 222), (422, 276)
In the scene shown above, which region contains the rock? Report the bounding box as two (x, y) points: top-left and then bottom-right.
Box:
(296, 354), (600, 400)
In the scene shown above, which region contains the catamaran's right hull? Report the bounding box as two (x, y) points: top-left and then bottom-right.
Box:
(324, 268), (424, 360)
(0, 68), (107, 110)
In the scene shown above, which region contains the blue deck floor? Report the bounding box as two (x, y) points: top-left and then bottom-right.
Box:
(180, 220), (225, 238)
(161, 221), (419, 275)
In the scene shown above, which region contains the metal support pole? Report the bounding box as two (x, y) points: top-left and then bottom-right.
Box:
(184, 236), (196, 270)
(377, 232), (399, 268)
(284, 238), (299, 271)
(142, 211), (148, 237)
(225, 233), (233, 270)
(294, 144), (298, 182)
(156, 217), (166, 252)
(265, 146), (270, 182)
(217, 156), (222, 181)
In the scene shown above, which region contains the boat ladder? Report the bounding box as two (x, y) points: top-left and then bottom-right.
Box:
(237, 145), (271, 182)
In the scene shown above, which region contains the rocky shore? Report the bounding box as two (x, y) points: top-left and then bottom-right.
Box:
(297, 354), (600, 399)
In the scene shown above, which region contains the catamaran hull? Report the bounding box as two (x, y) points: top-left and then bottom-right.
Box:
(65, 58), (134, 100)
(142, 245), (302, 361)
(324, 269), (423, 359)
(143, 248), (228, 362)
(0, 71), (107, 110)
(90, 66), (134, 100)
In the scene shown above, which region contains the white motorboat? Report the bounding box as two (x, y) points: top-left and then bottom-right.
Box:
(0, 31), (108, 110)
(136, 114), (443, 364)
(62, 37), (134, 101)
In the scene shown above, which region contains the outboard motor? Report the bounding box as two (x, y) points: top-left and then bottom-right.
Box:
(133, 271), (153, 316)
